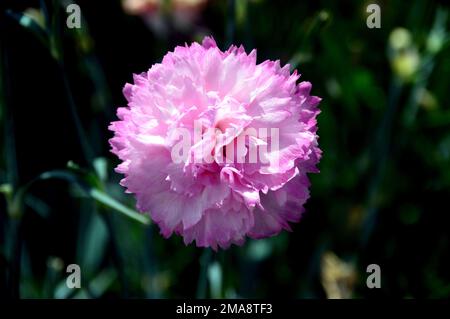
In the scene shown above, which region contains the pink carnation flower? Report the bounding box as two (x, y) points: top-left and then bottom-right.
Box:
(109, 37), (321, 250)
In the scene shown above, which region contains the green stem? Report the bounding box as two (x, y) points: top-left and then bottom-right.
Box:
(0, 29), (18, 188)
(59, 62), (95, 165)
(403, 55), (435, 127)
(89, 188), (150, 226)
(1, 21), (23, 299)
(196, 249), (213, 298)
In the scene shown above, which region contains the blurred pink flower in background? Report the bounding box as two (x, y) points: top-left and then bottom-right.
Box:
(109, 37), (321, 249)
(122, 0), (208, 36)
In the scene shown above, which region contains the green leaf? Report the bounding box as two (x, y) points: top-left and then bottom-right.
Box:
(39, 170), (79, 184)
(78, 209), (109, 276)
(89, 188), (150, 225)
(54, 268), (117, 299)
(20, 169), (150, 226)
(85, 268), (117, 298)
(93, 157), (108, 182)
(207, 261), (223, 299)
(54, 282), (75, 299)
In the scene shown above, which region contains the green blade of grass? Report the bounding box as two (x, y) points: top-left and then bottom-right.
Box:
(89, 188), (150, 226)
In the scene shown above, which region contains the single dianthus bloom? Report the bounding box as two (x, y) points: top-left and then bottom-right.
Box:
(109, 36), (321, 250)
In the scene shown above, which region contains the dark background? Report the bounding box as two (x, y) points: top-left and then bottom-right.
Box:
(1, 0), (449, 298)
